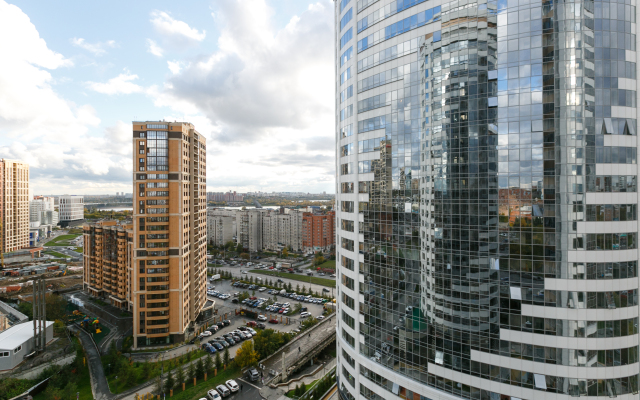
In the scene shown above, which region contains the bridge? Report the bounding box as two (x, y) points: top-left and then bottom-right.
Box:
(262, 314), (336, 386)
(84, 202), (133, 208)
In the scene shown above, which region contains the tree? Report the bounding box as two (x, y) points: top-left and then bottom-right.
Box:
(17, 302), (33, 320)
(164, 369), (175, 392)
(287, 283), (293, 292)
(215, 352), (223, 371)
(240, 252), (250, 260)
(46, 294), (68, 322)
(223, 347), (230, 366)
(204, 355), (213, 373)
(235, 340), (258, 369)
(225, 241), (235, 250)
(196, 358), (205, 379)
(282, 248), (289, 258)
(236, 243), (244, 253)
(175, 366), (186, 390)
(187, 361), (196, 381)
(296, 284), (300, 293)
(301, 285), (307, 295)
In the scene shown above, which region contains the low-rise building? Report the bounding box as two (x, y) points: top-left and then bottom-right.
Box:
(0, 321), (54, 371)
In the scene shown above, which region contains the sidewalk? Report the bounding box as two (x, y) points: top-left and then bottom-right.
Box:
(260, 358), (336, 400)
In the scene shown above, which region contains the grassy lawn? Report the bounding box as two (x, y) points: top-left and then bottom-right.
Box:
(74, 247), (83, 253)
(249, 270), (335, 288)
(45, 233), (81, 246)
(45, 250), (70, 259)
(308, 260), (336, 270)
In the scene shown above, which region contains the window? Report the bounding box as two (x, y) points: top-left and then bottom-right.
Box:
(342, 256), (355, 270)
(342, 310), (355, 328)
(340, 28), (353, 49)
(341, 124), (353, 138)
(341, 220), (354, 232)
(358, 160), (372, 173)
(341, 182), (355, 193)
(0, 351), (9, 357)
(342, 238), (354, 251)
(340, 8), (353, 31)
(358, 137), (383, 153)
(341, 201), (354, 213)
(342, 348), (355, 367)
(342, 274), (355, 290)
(340, 47), (353, 67)
(341, 85), (353, 103)
(341, 143), (354, 157)
(340, 105), (353, 121)
(340, 67), (352, 85)
(342, 328), (355, 346)
(340, 163), (353, 175)
(147, 124), (168, 129)
(339, 0), (351, 14)
(13, 345), (22, 354)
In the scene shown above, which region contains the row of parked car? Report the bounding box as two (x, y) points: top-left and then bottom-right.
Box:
(200, 326), (258, 354)
(207, 289), (231, 300)
(201, 379), (239, 399)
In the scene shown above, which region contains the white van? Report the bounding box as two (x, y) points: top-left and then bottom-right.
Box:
(300, 311), (310, 318)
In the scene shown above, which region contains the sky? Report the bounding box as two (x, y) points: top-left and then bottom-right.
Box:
(0, 0), (335, 196)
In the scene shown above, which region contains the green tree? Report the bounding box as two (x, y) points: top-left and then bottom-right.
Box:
(204, 354), (213, 372)
(236, 243), (243, 253)
(287, 283), (293, 292)
(187, 361), (196, 381)
(175, 366), (186, 390)
(46, 294), (68, 322)
(225, 240), (235, 250)
(223, 347), (230, 366)
(215, 352), (223, 371)
(240, 252), (250, 260)
(195, 358), (205, 379)
(17, 302), (33, 320)
(234, 340), (258, 368)
(301, 285), (307, 294)
(296, 284), (300, 293)
(164, 369), (175, 392)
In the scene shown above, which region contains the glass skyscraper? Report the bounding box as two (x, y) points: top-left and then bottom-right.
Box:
(335, 0), (640, 399)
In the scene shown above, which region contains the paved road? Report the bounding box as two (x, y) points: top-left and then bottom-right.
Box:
(262, 316), (336, 380)
(70, 325), (112, 400)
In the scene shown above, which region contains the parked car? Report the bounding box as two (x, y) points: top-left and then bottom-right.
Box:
(216, 384), (231, 397)
(257, 322), (266, 329)
(257, 315), (267, 321)
(269, 319), (279, 324)
(300, 312), (310, 318)
(247, 321), (257, 327)
(246, 367), (260, 382)
(223, 320), (231, 326)
(207, 389), (222, 400)
(225, 380), (240, 393)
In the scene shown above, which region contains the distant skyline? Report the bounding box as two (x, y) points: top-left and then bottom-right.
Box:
(0, 0), (334, 195)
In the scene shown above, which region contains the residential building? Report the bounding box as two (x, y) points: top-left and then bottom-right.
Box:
(83, 220), (133, 310)
(0, 321), (53, 371)
(0, 159), (29, 253)
(57, 195), (84, 227)
(207, 191), (244, 202)
(335, 1), (640, 400)
(262, 208), (304, 252)
(302, 211), (334, 253)
(236, 209), (265, 252)
(132, 121), (207, 348)
(206, 210), (235, 247)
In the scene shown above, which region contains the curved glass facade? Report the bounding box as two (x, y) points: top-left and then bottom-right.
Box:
(336, 0), (640, 399)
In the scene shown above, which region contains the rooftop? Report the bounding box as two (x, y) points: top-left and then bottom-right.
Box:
(0, 321), (54, 350)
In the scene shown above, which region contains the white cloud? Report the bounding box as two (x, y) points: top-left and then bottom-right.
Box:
(150, 10), (206, 47)
(167, 60), (188, 74)
(146, 38), (164, 57)
(155, 0), (335, 193)
(87, 71), (144, 95)
(0, 1), (134, 194)
(71, 38), (116, 56)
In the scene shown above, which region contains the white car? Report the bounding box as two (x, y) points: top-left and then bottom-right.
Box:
(225, 379), (240, 393)
(247, 327), (257, 335)
(242, 270), (248, 274)
(300, 312), (310, 318)
(207, 389), (221, 400)
(258, 287), (267, 292)
(216, 384), (231, 397)
(257, 315), (267, 321)
(201, 331), (212, 337)
(317, 315), (325, 320)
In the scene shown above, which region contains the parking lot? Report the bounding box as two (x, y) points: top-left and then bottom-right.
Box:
(208, 261), (337, 298)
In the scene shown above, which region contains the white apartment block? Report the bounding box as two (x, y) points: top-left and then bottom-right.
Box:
(57, 195), (84, 227)
(207, 213), (235, 247)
